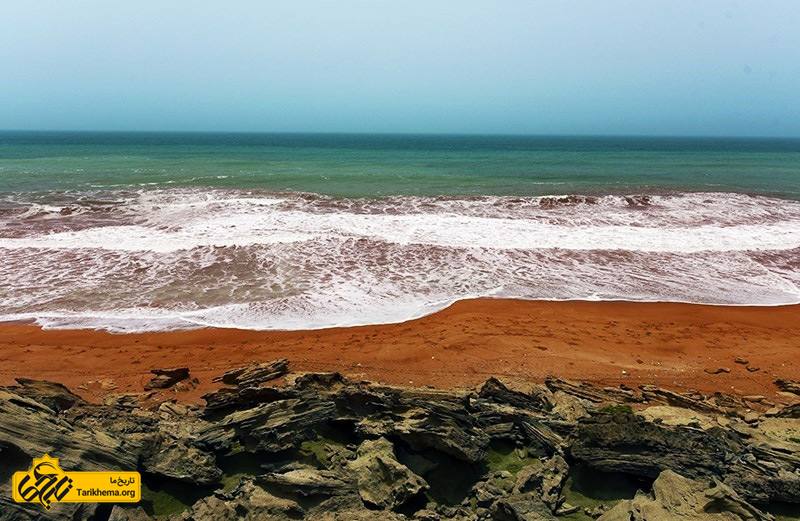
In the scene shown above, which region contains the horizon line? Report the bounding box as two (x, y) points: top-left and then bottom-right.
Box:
(2, 129), (800, 141)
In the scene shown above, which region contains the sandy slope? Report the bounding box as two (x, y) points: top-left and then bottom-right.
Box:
(0, 299), (798, 403)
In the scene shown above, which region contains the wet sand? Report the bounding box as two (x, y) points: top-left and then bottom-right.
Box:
(0, 299), (798, 403)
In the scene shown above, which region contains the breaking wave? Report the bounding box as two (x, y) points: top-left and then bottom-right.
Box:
(1, 189), (799, 332)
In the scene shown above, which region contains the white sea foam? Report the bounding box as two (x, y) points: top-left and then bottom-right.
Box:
(1, 189), (799, 332)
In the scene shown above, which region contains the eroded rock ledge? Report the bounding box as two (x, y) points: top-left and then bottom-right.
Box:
(1, 365), (799, 521)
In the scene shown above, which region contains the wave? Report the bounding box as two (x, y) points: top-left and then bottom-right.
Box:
(1, 188), (799, 332)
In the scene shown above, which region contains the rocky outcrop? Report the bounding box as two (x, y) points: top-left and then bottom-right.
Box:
(0, 367), (795, 520)
(213, 359), (289, 387)
(513, 455), (569, 513)
(141, 441), (222, 485)
(259, 467), (354, 496)
(144, 367), (190, 390)
(10, 378), (85, 413)
(492, 493), (556, 520)
(348, 437), (427, 509)
(775, 379), (800, 396)
(598, 469), (773, 521)
(569, 409), (742, 480)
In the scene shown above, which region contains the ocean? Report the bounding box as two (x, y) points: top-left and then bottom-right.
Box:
(1, 131), (799, 332)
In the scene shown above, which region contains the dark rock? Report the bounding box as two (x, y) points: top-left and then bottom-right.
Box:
(569, 410), (741, 481)
(775, 379), (800, 396)
(2, 372), (798, 519)
(479, 378), (551, 411)
(544, 377), (641, 404)
(492, 492), (557, 520)
(293, 371), (349, 391)
(144, 367), (190, 390)
(213, 359), (289, 387)
(198, 397), (337, 453)
(623, 195), (652, 207)
(473, 471), (515, 506)
(202, 385), (288, 416)
(356, 400), (491, 462)
(12, 378), (85, 413)
(774, 403), (800, 418)
(0, 389), (138, 472)
(639, 385), (722, 414)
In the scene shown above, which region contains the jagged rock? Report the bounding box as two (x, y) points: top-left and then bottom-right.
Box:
(545, 377), (641, 404)
(202, 385), (287, 416)
(0, 389), (138, 472)
(774, 403), (800, 418)
(308, 495), (410, 520)
(259, 467), (354, 496)
(639, 406), (716, 430)
(492, 492), (557, 520)
(174, 478), (304, 520)
(555, 503), (579, 515)
(141, 441), (222, 485)
(585, 505), (609, 518)
(355, 394), (491, 462)
(570, 409), (741, 481)
(0, 499), (101, 521)
(104, 393), (144, 409)
(479, 378), (551, 411)
(158, 400), (190, 417)
(198, 397), (337, 453)
(724, 463), (800, 505)
(639, 386), (723, 414)
(145, 367), (190, 390)
(775, 379), (800, 396)
(598, 469), (773, 521)
(108, 506), (153, 521)
(213, 359), (289, 387)
(710, 393), (748, 411)
(11, 378), (85, 412)
(2, 372), (798, 520)
(348, 437), (428, 509)
(293, 372), (349, 390)
(549, 390), (588, 422)
(513, 455), (569, 512)
(473, 471), (515, 505)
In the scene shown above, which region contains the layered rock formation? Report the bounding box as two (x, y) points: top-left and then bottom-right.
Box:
(1, 366), (799, 520)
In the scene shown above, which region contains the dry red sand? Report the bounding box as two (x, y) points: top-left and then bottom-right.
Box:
(0, 299), (798, 403)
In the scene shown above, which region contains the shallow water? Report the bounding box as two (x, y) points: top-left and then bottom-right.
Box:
(2, 132), (799, 331)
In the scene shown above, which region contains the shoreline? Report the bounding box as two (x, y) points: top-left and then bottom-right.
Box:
(5, 294), (800, 335)
(1, 298), (799, 403)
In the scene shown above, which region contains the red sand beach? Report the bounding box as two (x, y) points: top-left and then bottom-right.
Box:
(0, 299), (798, 403)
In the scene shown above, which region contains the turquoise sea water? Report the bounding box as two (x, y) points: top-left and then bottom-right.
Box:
(1, 132), (800, 331)
(1, 132), (799, 198)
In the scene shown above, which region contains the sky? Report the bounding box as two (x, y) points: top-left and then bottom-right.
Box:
(1, 1), (799, 136)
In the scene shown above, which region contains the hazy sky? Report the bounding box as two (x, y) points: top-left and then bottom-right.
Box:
(2, 1), (799, 136)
